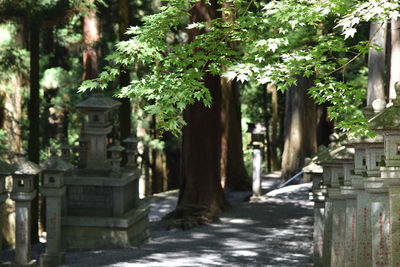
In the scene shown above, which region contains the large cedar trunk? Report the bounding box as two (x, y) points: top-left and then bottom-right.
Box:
(83, 6), (100, 80)
(367, 21), (387, 105)
(220, 78), (250, 190)
(281, 76), (317, 182)
(171, 0), (229, 227)
(389, 18), (400, 101)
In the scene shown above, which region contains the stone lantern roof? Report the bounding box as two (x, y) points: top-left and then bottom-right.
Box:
(41, 151), (74, 173)
(343, 135), (384, 145)
(76, 91), (121, 111)
(0, 160), (16, 176)
(13, 157), (41, 175)
(108, 141), (125, 153)
(369, 104), (400, 132)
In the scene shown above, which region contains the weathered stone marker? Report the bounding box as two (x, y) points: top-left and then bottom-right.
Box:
(369, 91), (400, 266)
(123, 135), (138, 168)
(247, 123), (265, 198)
(40, 151), (73, 267)
(10, 157), (41, 267)
(304, 161), (324, 267)
(321, 146), (353, 267)
(340, 160), (357, 267)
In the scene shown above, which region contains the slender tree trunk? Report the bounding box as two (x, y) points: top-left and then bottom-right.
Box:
(281, 76), (317, 182)
(172, 1), (229, 227)
(389, 18), (400, 101)
(268, 84), (279, 170)
(28, 20), (40, 244)
(367, 20), (387, 105)
(118, 0), (132, 144)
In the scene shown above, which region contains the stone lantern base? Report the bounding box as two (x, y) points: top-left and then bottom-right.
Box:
(61, 169), (149, 249)
(10, 260), (36, 267)
(40, 253), (65, 267)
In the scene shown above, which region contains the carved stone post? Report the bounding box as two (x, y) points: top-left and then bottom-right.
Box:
(40, 150), (73, 267)
(10, 158), (41, 267)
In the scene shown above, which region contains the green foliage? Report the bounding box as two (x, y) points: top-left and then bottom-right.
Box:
(80, 0), (399, 136)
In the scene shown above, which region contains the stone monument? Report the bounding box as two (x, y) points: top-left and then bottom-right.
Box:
(369, 90), (400, 266)
(61, 92), (149, 249)
(40, 151), (73, 267)
(10, 157), (41, 267)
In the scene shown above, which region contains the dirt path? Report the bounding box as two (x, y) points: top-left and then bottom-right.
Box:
(61, 178), (313, 267)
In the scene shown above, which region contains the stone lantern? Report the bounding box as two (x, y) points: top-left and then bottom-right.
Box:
(76, 90), (121, 170)
(108, 140), (124, 173)
(320, 146), (353, 267)
(344, 134), (386, 266)
(247, 122), (266, 198)
(303, 158), (324, 267)
(123, 135), (138, 167)
(10, 157), (41, 267)
(60, 138), (72, 162)
(40, 150), (73, 267)
(369, 90), (400, 266)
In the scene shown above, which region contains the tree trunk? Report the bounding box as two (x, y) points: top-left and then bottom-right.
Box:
(389, 18), (400, 101)
(367, 20), (387, 105)
(171, 0), (229, 228)
(281, 76), (317, 182)
(220, 77), (251, 190)
(268, 84), (279, 170)
(28, 20), (40, 244)
(83, 6), (100, 80)
(118, 0), (132, 145)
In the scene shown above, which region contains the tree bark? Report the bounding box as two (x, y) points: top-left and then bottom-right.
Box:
(83, 6), (100, 80)
(118, 0), (132, 144)
(220, 78), (250, 190)
(367, 20), (387, 105)
(268, 84), (279, 170)
(389, 18), (400, 101)
(27, 20), (40, 244)
(171, 0), (229, 228)
(281, 76), (317, 182)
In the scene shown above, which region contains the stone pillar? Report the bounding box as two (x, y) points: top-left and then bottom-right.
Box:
(10, 158), (40, 267)
(381, 167), (400, 266)
(307, 170), (324, 267)
(40, 152), (72, 267)
(252, 145), (262, 197)
(352, 176), (373, 267)
(341, 161), (357, 267)
(0, 161), (13, 263)
(364, 178), (390, 266)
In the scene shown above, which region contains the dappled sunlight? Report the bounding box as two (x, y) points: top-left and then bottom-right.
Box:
(0, 178), (313, 266)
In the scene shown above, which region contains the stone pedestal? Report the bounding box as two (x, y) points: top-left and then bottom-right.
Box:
(381, 167), (400, 266)
(62, 169), (149, 249)
(352, 176), (373, 267)
(312, 191), (325, 267)
(40, 188), (66, 267)
(341, 184), (357, 267)
(328, 188), (347, 267)
(10, 191), (37, 267)
(364, 178), (390, 266)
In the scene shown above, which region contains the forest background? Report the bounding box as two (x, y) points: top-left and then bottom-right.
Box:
(0, 0), (397, 247)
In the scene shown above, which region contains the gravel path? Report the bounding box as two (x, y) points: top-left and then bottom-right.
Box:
(1, 176), (314, 267)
